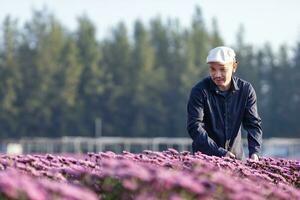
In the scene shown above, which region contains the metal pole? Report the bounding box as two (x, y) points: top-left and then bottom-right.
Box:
(95, 118), (102, 137)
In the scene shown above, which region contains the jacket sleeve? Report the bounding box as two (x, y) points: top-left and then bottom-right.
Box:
(187, 88), (227, 157)
(242, 84), (263, 157)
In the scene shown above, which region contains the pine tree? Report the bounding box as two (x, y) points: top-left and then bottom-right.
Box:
(76, 16), (103, 136)
(0, 16), (21, 138)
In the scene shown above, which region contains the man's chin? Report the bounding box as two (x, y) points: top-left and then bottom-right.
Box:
(213, 81), (224, 86)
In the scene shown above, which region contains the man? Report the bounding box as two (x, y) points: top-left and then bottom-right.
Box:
(187, 46), (262, 160)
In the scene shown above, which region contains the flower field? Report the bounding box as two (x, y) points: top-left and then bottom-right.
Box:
(0, 149), (299, 200)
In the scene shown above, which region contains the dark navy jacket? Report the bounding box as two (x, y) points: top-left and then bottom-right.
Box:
(187, 76), (262, 160)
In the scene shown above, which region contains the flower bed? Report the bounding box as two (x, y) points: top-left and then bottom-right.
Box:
(0, 149), (299, 199)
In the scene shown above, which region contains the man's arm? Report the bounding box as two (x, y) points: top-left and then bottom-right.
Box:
(242, 84), (263, 158)
(187, 88), (227, 157)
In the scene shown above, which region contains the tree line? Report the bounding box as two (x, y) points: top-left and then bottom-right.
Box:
(0, 7), (299, 139)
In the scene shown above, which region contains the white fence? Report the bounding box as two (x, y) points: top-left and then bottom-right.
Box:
(3, 137), (193, 154)
(1, 137), (300, 159)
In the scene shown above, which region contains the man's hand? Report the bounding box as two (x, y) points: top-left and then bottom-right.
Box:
(225, 151), (236, 159)
(250, 153), (259, 161)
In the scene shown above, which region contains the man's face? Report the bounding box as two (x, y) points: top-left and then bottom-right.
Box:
(209, 62), (236, 91)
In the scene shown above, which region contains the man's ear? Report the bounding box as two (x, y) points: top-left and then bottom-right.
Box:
(233, 62), (238, 73)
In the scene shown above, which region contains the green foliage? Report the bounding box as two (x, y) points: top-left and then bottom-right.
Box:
(75, 16), (103, 135)
(0, 16), (22, 138)
(0, 6), (299, 138)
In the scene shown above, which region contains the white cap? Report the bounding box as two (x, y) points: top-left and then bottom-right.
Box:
(206, 46), (236, 64)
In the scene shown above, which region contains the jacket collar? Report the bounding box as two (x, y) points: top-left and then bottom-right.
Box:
(209, 76), (240, 92)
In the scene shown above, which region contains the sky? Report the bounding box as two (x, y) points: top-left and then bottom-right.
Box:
(0, 0), (299, 50)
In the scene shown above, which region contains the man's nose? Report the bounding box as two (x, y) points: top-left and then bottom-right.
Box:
(215, 71), (222, 77)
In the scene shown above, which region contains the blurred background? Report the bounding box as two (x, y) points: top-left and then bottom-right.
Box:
(0, 0), (299, 158)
